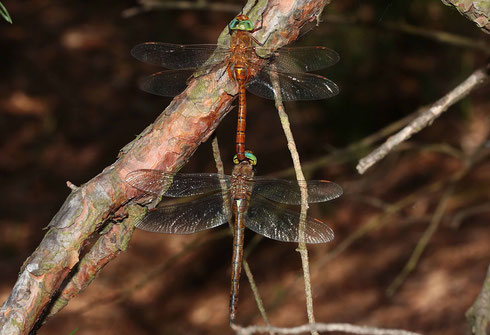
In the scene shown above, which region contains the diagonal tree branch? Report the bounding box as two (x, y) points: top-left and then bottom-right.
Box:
(357, 63), (490, 174)
(0, 1), (331, 333)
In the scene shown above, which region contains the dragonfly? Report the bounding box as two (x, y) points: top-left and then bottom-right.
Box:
(125, 153), (343, 323)
(131, 15), (339, 161)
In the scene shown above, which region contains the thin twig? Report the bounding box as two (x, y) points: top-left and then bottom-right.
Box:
(450, 201), (490, 228)
(270, 70), (318, 335)
(211, 136), (227, 177)
(231, 322), (423, 335)
(243, 234), (264, 261)
(271, 114), (463, 180)
(122, 0), (241, 18)
(266, 143), (488, 316)
(242, 261), (273, 332)
(270, 111), (419, 179)
(383, 21), (490, 53)
(211, 135), (233, 221)
(260, 176), (450, 315)
(386, 184), (455, 297)
(70, 230), (229, 314)
(386, 147), (488, 296)
(66, 181), (79, 191)
(357, 64), (490, 174)
(313, 177), (447, 271)
(322, 14), (490, 54)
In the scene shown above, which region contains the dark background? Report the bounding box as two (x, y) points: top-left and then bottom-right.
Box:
(0, 1), (489, 334)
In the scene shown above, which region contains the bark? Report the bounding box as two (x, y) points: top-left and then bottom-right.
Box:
(441, 0), (490, 34)
(0, 0), (330, 334)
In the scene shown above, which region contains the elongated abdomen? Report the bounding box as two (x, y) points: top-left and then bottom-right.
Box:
(234, 67), (247, 161)
(229, 201), (246, 323)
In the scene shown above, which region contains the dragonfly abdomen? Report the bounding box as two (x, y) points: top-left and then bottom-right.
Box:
(235, 67), (248, 161)
(229, 161), (254, 323)
(229, 206), (246, 323)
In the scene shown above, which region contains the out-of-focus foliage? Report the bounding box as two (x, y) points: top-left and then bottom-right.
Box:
(0, 1), (12, 24)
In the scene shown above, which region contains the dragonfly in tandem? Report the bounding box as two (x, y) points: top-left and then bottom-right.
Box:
(126, 152), (342, 323)
(131, 15), (339, 161)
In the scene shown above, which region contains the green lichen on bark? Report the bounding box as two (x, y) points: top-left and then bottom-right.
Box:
(117, 205), (142, 251)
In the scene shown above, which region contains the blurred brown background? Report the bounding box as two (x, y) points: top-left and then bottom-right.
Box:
(0, 1), (489, 334)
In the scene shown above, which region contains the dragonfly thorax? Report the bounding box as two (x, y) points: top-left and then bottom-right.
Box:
(230, 28), (253, 49)
(230, 161), (254, 199)
(228, 31), (258, 84)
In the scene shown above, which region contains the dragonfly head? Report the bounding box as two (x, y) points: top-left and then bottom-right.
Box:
(233, 150), (257, 166)
(229, 15), (254, 32)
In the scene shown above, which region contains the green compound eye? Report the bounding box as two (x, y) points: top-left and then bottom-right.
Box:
(233, 151), (257, 165)
(245, 151), (257, 165)
(229, 18), (239, 30)
(229, 18), (254, 31)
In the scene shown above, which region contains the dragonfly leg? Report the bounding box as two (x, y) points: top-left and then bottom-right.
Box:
(250, 14), (264, 34)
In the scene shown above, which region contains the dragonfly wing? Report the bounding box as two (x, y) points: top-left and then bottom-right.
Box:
(137, 192), (229, 234)
(138, 69), (197, 97)
(251, 178), (343, 204)
(126, 170), (231, 197)
(126, 169), (173, 196)
(131, 43), (229, 69)
(254, 46), (339, 72)
(245, 195), (334, 243)
(165, 173), (231, 197)
(246, 70), (339, 101)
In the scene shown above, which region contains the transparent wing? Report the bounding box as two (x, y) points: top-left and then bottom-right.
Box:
(245, 195), (334, 243)
(253, 46), (339, 73)
(137, 69), (197, 97)
(131, 43), (339, 72)
(251, 178), (342, 204)
(131, 43), (230, 69)
(136, 192), (229, 234)
(246, 70), (339, 101)
(125, 170), (231, 197)
(165, 174), (231, 197)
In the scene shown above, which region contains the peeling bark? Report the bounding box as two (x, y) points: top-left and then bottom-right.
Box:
(441, 0), (490, 34)
(45, 205), (143, 319)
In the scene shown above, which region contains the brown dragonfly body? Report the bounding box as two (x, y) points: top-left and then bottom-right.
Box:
(226, 24), (256, 160)
(125, 154), (342, 323)
(131, 15), (339, 161)
(228, 160), (254, 321)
